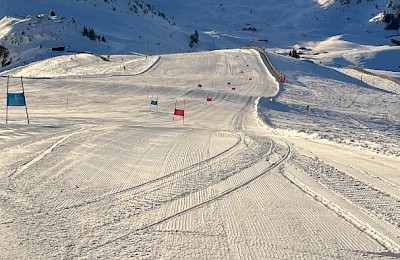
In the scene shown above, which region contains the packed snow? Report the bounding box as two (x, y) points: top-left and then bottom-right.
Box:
(0, 47), (399, 259)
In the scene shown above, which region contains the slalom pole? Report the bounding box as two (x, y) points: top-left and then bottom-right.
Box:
(6, 76), (9, 124)
(21, 76), (30, 124)
(173, 99), (177, 122)
(183, 100), (185, 125)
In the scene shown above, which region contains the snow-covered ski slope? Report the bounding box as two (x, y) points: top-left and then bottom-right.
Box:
(0, 49), (399, 259)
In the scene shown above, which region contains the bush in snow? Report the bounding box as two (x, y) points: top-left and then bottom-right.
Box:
(189, 30), (199, 48)
(242, 26), (258, 32)
(288, 48), (300, 59)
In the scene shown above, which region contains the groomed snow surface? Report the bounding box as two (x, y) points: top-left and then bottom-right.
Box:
(0, 49), (399, 259)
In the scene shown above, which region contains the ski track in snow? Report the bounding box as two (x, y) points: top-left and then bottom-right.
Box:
(0, 49), (399, 259)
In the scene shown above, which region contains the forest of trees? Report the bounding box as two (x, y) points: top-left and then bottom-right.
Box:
(82, 26), (106, 42)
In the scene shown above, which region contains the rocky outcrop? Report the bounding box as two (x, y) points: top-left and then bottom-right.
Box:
(0, 45), (11, 67)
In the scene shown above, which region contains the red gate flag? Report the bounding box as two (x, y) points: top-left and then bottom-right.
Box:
(206, 97), (212, 102)
(231, 87), (236, 91)
(174, 109), (184, 117)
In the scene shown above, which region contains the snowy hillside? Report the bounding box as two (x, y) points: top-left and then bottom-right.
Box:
(0, 0), (188, 70)
(1, 0), (400, 72)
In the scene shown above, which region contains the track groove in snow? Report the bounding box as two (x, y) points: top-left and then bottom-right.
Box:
(291, 152), (400, 231)
(76, 136), (291, 256)
(284, 166), (400, 254)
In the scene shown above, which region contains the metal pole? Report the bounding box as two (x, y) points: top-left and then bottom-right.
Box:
(21, 76), (30, 124)
(173, 99), (177, 122)
(150, 95), (153, 110)
(183, 100), (185, 125)
(6, 76), (9, 124)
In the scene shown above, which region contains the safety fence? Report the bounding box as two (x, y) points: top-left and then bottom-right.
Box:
(247, 46), (286, 83)
(349, 66), (400, 86)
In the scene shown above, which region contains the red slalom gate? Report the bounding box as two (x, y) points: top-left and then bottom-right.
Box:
(173, 100), (185, 124)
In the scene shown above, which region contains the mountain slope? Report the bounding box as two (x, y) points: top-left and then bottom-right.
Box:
(0, 0), (399, 72)
(0, 0), (189, 70)
(150, 0), (399, 71)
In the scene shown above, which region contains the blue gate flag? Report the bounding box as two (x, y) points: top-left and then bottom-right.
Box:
(7, 93), (26, 106)
(150, 100), (158, 106)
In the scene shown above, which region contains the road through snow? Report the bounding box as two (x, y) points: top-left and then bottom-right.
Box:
(0, 49), (399, 259)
